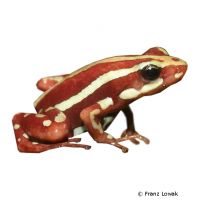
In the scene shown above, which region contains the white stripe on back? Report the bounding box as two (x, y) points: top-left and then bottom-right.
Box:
(54, 62), (147, 111)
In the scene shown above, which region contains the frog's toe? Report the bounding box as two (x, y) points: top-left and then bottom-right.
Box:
(129, 138), (140, 145)
(119, 130), (150, 145)
(135, 133), (150, 144)
(60, 142), (91, 150)
(111, 142), (129, 153)
(68, 138), (81, 143)
(121, 130), (140, 144)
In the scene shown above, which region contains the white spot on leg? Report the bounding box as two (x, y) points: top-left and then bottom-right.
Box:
(23, 133), (29, 139)
(17, 138), (21, 142)
(55, 112), (66, 123)
(90, 109), (103, 133)
(43, 120), (52, 127)
(98, 97), (114, 110)
(24, 113), (31, 118)
(45, 107), (55, 112)
(36, 114), (45, 118)
(14, 124), (20, 130)
(32, 142), (39, 145)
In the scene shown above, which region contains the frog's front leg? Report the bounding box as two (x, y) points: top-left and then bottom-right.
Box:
(36, 74), (69, 91)
(120, 106), (150, 144)
(12, 107), (90, 153)
(80, 98), (129, 153)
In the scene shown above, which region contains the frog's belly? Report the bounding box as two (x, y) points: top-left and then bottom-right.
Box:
(72, 113), (118, 136)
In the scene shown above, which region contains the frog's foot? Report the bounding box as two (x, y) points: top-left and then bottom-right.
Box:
(118, 130), (150, 145)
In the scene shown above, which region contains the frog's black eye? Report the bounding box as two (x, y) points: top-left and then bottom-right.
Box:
(140, 64), (161, 81)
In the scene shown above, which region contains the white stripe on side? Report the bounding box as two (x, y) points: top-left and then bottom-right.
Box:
(119, 78), (163, 100)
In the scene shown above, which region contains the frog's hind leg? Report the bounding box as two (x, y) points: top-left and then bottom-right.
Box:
(12, 109), (91, 153)
(36, 74), (69, 92)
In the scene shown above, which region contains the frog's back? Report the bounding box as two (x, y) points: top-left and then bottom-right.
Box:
(34, 55), (151, 113)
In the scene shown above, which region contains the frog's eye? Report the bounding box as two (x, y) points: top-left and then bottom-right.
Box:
(140, 64), (161, 81)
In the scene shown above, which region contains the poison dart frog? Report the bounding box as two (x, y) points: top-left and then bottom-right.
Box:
(12, 47), (187, 153)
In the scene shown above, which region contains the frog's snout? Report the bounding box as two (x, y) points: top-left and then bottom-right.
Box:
(161, 59), (187, 87)
(175, 61), (187, 80)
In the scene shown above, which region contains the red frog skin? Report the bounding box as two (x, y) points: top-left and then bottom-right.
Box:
(12, 47), (187, 153)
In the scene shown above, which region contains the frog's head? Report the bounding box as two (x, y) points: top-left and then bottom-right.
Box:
(136, 47), (187, 96)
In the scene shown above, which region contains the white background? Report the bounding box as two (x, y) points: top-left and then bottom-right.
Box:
(0, 0), (199, 199)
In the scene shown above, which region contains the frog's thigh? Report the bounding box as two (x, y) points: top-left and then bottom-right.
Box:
(12, 108), (71, 152)
(36, 74), (69, 91)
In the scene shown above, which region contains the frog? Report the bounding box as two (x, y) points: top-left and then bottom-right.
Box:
(12, 47), (187, 153)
